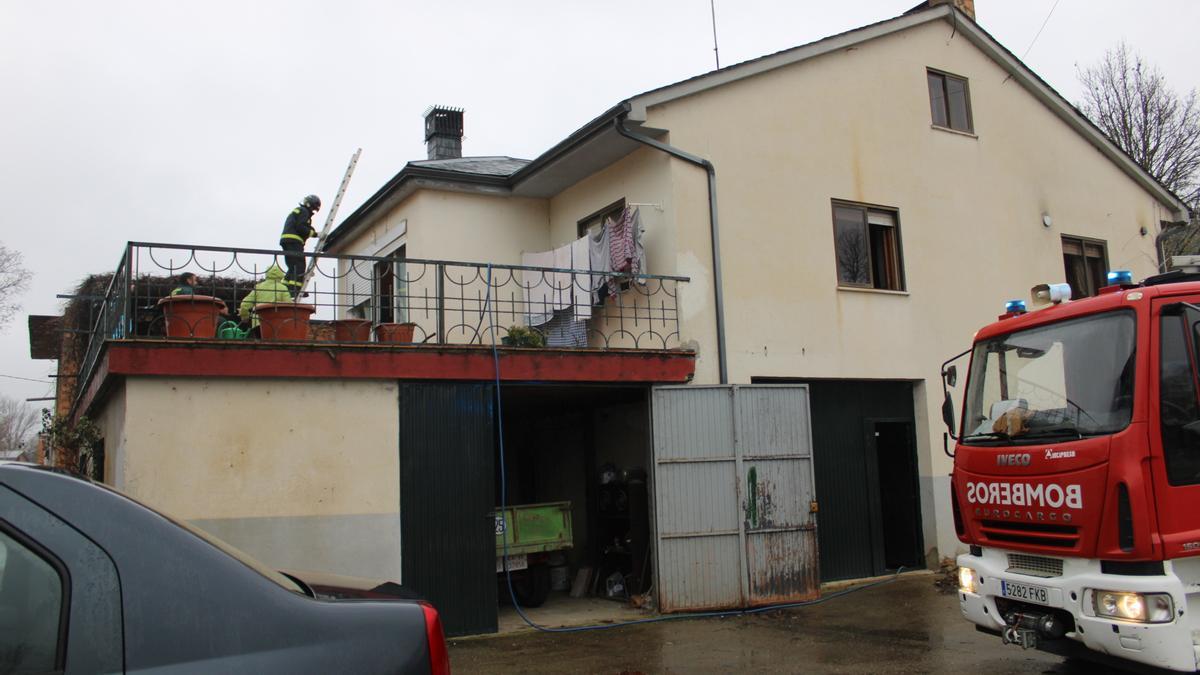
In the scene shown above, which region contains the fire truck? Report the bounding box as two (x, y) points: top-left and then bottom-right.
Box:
(945, 266), (1200, 672)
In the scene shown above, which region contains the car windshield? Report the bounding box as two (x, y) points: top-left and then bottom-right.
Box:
(962, 311), (1136, 442)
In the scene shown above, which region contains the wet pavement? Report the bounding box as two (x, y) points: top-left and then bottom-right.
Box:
(450, 574), (1133, 674)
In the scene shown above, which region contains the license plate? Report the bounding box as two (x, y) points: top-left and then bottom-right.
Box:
(496, 554), (528, 573)
(1001, 579), (1049, 605)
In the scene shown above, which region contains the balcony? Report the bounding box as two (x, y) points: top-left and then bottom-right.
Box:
(68, 242), (692, 414)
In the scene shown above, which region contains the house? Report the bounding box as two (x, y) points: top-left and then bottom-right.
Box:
(33, 0), (1188, 636)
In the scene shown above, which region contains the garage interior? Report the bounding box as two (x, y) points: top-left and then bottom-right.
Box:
(494, 384), (655, 626)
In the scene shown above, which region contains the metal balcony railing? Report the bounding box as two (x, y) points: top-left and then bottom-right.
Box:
(72, 242), (690, 409)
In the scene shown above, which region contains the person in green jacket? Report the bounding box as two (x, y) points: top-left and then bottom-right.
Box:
(238, 264), (291, 333)
(170, 273), (198, 296)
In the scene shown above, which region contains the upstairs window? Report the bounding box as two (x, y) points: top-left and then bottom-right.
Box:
(1061, 236), (1108, 298)
(927, 69), (973, 133)
(832, 202), (905, 291)
(577, 199), (625, 238)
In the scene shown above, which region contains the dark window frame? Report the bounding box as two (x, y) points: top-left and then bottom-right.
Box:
(0, 519), (71, 672)
(927, 68), (975, 134)
(577, 199), (626, 238)
(830, 200), (907, 292)
(1061, 235), (1110, 298)
(373, 244), (406, 325)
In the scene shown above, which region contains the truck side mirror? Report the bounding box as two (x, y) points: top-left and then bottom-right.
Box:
(942, 392), (956, 436)
(944, 365), (957, 388)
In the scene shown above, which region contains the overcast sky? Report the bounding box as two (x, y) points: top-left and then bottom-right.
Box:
(2, 0), (1198, 406)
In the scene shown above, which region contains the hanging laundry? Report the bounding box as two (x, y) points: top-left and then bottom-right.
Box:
(588, 222), (612, 307)
(605, 206), (646, 297)
(520, 249), (557, 327)
(522, 234), (593, 327)
(543, 307), (588, 348)
(570, 235), (591, 321)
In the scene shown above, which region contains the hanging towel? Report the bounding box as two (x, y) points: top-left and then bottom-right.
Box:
(570, 235), (591, 321)
(589, 223), (613, 306)
(523, 236), (593, 327)
(521, 249), (556, 327)
(544, 308), (588, 348)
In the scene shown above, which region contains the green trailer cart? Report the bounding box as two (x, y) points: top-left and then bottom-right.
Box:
(494, 501), (573, 607)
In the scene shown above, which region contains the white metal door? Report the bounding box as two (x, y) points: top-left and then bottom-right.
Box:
(651, 385), (818, 612)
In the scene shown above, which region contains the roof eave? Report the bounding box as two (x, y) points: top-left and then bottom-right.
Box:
(626, 6), (950, 122)
(509, 102), (632, 186)
(950, 17), (1189, 218)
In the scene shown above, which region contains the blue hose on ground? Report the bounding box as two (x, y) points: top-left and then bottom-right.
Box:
(484, 263), (906, 633)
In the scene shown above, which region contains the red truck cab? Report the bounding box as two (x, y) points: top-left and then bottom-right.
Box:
(949, 270), (1200, 672)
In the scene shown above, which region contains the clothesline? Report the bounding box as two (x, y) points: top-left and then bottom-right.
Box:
(519, 205), (647, 346)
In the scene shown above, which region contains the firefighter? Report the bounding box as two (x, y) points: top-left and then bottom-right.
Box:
(280, 194), (321, 297)
(238, 264), (291, 336)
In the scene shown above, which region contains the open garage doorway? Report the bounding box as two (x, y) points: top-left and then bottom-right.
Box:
(494, 385), (655, 629)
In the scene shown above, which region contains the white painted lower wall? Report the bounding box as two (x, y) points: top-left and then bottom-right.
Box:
(96, 377), (402, 582)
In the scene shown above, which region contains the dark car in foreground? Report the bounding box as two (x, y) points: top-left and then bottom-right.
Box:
(0, 462), (450, 674)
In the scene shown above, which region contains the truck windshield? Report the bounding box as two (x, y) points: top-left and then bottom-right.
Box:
(962, 311), (1135, 442)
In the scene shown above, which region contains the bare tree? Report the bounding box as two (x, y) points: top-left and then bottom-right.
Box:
(0, 396), (40, 458)
(1078, 43), (1200, 207)
(0, 242), (31, 329)
(836, 228), (870, 285)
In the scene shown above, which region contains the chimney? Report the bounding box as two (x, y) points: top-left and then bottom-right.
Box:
(927, 0), (975, 21)
(423, 106), (464, 160)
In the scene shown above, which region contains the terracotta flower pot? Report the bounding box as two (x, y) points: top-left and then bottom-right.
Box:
(254, 302), (316, 340)
(332, 319), (372, 342)
(157, 295), (227, 338)
(374, 322), (417, 343)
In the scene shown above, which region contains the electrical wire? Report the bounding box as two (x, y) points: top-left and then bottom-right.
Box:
(484, 263), (906, 633)
(0, 373), (53, 385)
(1020, 0), (1062, 60)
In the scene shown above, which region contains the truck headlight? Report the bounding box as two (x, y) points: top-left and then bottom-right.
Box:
(958, 566), (978, 594)
(1091, 590), (1174, 623)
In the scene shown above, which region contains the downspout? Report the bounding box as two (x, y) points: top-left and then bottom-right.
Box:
(614, 115), (729, 385)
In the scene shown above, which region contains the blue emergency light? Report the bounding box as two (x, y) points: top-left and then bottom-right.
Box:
(1106, 270), (1134, 285)
(1005, 300), (1027, 314)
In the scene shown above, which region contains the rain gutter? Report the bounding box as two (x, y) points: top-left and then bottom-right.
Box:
(614, 114), (728, 384)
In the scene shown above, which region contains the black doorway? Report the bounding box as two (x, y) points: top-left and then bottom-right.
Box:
(870, 420), (923, 570)
(757, 378), (925, 581)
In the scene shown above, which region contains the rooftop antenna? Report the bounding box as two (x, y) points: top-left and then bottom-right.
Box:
(710, 0), (721, 69)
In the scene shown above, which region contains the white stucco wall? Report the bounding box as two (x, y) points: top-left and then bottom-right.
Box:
(96, 377), (403, 581)
(638, 19), (1172, 562)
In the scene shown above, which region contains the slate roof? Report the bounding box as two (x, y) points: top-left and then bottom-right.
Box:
(408, 156), (529, 176)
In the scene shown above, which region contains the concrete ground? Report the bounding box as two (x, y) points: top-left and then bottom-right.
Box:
(450, 573), (1134, 674)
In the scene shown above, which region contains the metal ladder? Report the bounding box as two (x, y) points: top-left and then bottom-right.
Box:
(297, 148), (362, 297)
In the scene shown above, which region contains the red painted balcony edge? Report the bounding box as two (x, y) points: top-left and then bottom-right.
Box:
(78, 340), (696, 416)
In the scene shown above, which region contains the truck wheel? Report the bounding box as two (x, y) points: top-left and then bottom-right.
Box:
(512, 564), (552, 607)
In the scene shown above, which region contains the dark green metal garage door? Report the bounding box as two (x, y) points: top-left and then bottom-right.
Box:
(398, 382), (496, 636)
(804, 380), (919, 582)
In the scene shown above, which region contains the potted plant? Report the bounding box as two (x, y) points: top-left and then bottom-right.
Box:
(374, 322), (419, 343)
(254, 302), (316, 340)
(331, 318), (372, 342)
(156, 295), (227, 338)
(501, 325), (546, 347)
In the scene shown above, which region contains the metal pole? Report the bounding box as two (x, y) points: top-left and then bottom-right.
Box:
(614, 116), (729, 384)
(436, 263), (446, 344)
